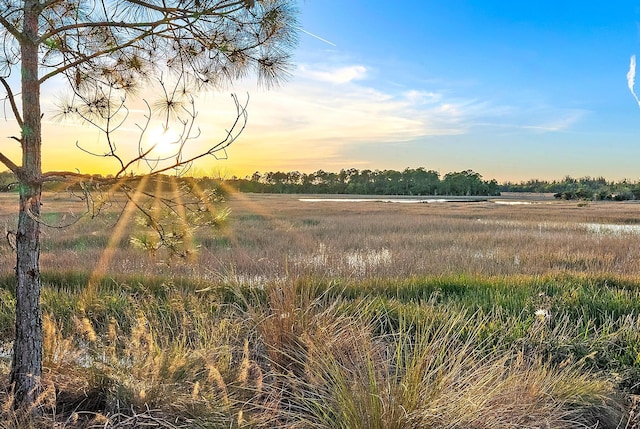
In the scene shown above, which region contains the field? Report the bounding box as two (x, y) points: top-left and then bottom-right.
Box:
(2, 191), (640, 427)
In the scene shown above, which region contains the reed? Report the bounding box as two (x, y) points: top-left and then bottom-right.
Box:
(0, 192), (639, 426)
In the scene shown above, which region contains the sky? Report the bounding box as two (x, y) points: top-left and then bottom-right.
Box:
(222, 0), (640, 182)
(7, 0), (640, 183)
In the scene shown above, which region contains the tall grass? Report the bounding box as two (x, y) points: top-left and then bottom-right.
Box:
(5, 192), (640, 281)
(217, 280), (629, 428)
(1, 193), (640, 426)
(0, 274), (635, 427)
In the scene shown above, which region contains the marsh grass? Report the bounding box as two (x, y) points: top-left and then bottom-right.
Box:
(1, 193), (640, 426)
(0, 273), (636, 427)
(295, 316), (622, 429)
(12, 192), (640, 281)
(213, 281), (629, 428)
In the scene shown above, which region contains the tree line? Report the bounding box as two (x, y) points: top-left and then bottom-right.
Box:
(502, 176), (640, 200)
(4, 169), (640, 200)
(226, 168), (500, 196)
(0, 168), (499, 196)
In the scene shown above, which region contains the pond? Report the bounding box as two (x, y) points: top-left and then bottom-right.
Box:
(299, 197), (488, 204)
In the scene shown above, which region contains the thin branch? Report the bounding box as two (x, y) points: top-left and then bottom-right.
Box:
(25, 198), (90, 229)
(75, 140), (111, 158)
(5, 228), (16, 252)
(122, 0), (247, 16)
(38, 17), (168, 43)
(0, 152), (20, 175)
(41, 170), (95, 181)
(116, 144), (158, 178)
(40, 0), (67, 9)
(39, 27), (159, 84)
(0, 14), (22, 42)
(125, 93), (248, 178)
(0, 77), (23, 127)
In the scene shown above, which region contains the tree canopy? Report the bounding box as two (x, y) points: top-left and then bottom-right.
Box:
(228, 168), (501, 196)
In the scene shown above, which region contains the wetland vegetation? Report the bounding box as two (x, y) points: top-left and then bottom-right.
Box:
(1, 191), (640, 427)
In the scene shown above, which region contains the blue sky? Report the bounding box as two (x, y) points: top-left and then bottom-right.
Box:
(18, 1), (640, 182)
(216, 0), (640, 182)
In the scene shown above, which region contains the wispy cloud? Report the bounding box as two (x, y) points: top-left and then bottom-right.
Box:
(192, 61), (587, 175)
(192, 63), (492, 173)
(628, 55), (640, 107)
(521, 109), (587, 132)
(402, 90), (442, 104)
(298, 64), (368, 84)
(242, 75), (473, 144)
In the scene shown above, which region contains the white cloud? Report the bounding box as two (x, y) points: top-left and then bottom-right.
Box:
(473, 106), (587, 134)
(628, 55), (640, 108)
(298, 64), (368, 84)
(523, 109), (586, 132)
(190, 66), (492, 174)
(242, 82), (470, 144)
(403, 90), (442, 104)
(189, 59), (589, 175)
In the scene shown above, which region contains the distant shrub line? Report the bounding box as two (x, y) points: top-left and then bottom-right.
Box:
(502, 175), (640, 201)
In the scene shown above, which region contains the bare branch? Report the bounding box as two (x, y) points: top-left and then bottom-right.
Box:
(116, 144), (159, 178)
(0, 151), (20, 175)
(0, 76), (23, 127)
(137, 93), (249, 177)
(5, 227), (16, 252)
(0, 14), (22, 42)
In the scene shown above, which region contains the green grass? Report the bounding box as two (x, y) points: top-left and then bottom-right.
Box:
(4, 194), (640, 426)
(0, 271), (638, 427)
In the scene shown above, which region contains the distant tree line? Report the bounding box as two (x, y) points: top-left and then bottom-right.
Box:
(5, 169), (640, 200)
(0, 168), (498, 196)
(0, 170), (226, 195)
(501, 176), (640, 201)
(225, 168), (500, 196)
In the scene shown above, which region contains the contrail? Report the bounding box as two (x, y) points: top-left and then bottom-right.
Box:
(627, 55), (640, 107)
(297, 27), (337, 47)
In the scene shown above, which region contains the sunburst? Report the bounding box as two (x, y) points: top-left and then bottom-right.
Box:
(146, 126), (181, 158)
(87, 174), (151, 291)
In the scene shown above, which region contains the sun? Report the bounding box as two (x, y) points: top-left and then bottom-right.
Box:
(146, 127), (181, 158)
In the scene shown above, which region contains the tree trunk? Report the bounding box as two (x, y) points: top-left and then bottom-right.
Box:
(10, 0), (43, 411)
(11, 191), (43, 410)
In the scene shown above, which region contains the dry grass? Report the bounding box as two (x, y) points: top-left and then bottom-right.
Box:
(2, 191), (640, 281)
(1, 191), (639, 426)
(202, 283), (628, 429)
(213, 193), (640, 279)
(0, 277), (634, 427)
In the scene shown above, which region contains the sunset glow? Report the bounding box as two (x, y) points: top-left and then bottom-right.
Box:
(145, 127), (182, 159)
(8, 1), (640, 183)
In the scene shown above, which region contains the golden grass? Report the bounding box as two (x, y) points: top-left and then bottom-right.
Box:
(1, 192), (640, 426)
(226, 283), (628, 429)
(3, 192), (640, 282)
(0, 277), (633, 428)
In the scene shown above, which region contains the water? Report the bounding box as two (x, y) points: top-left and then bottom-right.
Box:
(299, 197), (487, 204)
(582, 223), (640, 235)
